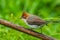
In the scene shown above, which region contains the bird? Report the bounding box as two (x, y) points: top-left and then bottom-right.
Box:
(20, 12), (47, 33)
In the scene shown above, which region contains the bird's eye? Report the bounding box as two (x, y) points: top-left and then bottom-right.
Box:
(24, 16), (26, 17)
(23, 16), (26, 19)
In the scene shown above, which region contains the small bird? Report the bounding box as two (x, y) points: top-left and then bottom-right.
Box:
(20, 12), (47, 33)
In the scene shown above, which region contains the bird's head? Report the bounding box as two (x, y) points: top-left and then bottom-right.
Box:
(21, 12), (29, 19)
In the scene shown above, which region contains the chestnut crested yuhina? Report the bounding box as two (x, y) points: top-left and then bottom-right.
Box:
(20, 12), (47, 33)
(21, 12), (47, 28)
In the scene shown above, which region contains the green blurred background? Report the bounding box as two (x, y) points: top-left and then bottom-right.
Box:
(0, 0), (60, 40)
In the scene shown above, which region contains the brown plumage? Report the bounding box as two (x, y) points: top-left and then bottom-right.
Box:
(21, 12), (46, 28)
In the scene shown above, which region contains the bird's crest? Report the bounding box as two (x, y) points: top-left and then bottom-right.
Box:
(21, 12), (29, 19)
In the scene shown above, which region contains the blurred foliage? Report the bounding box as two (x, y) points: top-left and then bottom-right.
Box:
(0, 0), (60, 40)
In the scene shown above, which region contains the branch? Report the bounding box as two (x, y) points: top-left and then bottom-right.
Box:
(0, 19), (55, 40)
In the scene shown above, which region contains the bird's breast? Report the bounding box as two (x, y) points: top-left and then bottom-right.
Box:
(22, 19), (40, 28)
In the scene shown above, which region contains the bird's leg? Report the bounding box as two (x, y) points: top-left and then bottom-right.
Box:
(40, 27), (42, 34)
(39, 25), (44, 34)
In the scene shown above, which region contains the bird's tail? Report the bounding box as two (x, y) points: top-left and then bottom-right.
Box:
(45, 19), (60, 25)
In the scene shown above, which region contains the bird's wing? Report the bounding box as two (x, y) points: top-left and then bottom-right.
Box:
(27, 16), (46, 25)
